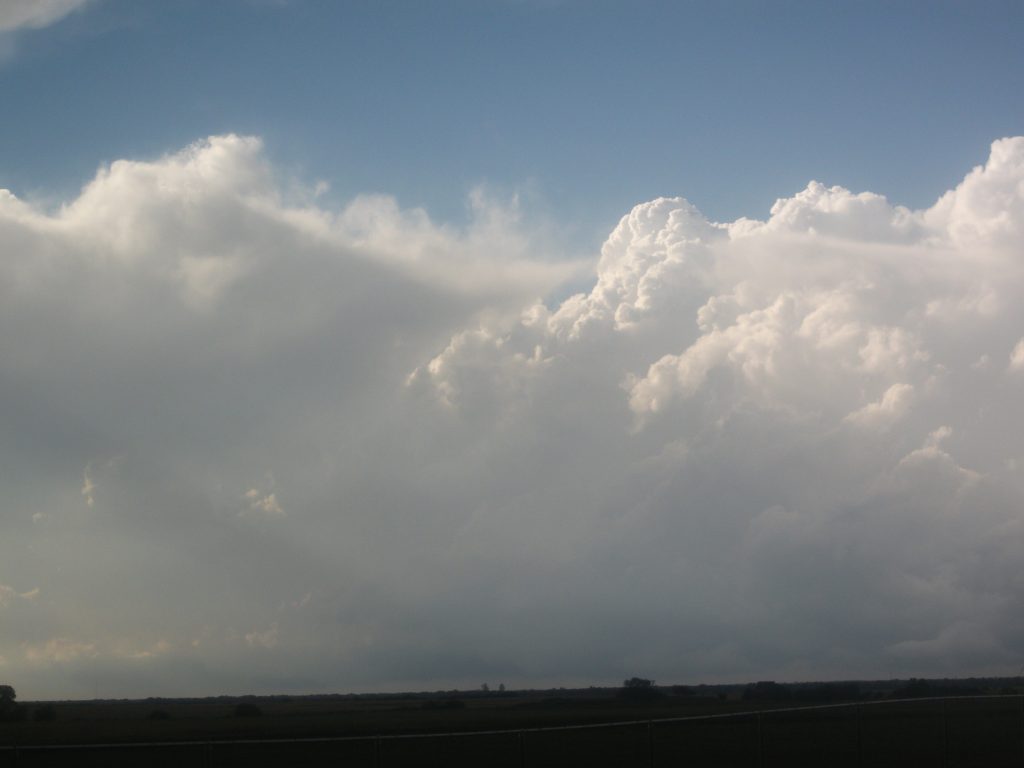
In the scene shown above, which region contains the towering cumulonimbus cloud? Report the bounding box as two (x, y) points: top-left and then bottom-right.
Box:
(411, 137), (1024, 681)
(2, 135), (1024, 698)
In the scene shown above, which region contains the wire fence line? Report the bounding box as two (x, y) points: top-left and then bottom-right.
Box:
(1, 693), (1023, 767)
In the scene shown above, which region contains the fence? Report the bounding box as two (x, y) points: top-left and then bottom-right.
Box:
(2, 694), (1023, 767)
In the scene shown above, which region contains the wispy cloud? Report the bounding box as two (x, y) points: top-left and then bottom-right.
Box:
(0, 0), (93, 33)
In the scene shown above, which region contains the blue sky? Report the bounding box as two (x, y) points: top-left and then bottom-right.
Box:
(3, 1), (1024, 699)
(4, 0), (1023, 240)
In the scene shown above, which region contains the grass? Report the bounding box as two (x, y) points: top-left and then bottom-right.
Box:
(2, 688), (1023, 766)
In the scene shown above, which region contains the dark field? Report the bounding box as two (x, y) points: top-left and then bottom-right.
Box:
(2, 689), (1023, 767)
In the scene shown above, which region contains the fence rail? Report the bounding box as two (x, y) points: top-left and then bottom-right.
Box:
(2, 694), (1023, 767)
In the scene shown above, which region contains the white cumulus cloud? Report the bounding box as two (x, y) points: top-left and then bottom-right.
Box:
(4, 134), (1024, 698)
(409, 136), (1024, 684)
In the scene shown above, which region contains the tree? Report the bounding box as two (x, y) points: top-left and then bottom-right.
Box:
(623, 677), (654, 690)
(619, 677), (661, 700)
(0, 685), (21, 722)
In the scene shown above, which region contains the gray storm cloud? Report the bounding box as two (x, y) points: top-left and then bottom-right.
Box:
(2, 135), (1023, 698)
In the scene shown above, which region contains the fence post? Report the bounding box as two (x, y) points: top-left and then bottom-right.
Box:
(647, 720), (654, 768)
(374, 736), (382, 768)
(518, 730), (525, 768)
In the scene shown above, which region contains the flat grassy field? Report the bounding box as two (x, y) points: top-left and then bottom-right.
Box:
(2, 690), (1023, 767)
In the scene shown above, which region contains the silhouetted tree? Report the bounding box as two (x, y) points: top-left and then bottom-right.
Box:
(623, 677), (654, 689)
(0, 686), (19, 721)
(0, 688), (24, 724)
(619, 677), (662, 700)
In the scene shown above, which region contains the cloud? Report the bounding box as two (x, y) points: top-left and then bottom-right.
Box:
(409, 136), (1024, 684)
(0, 585), (40, 607)
(245, 625), (279, 650)
(119, 639), (172, 660)
(243, 489), (284, 518)
(23, 638), (98, 664)
(0, 134), (580, 697)
(3, 134), (1024, 698)
(843, 382), (915, 430)
(81, 467), (96, 507)
(0, 0), (92, 33)
(1009, 339), (1024, 371)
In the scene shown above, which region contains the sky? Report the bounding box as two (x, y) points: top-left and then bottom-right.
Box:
(1, 0), (1024, 700)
